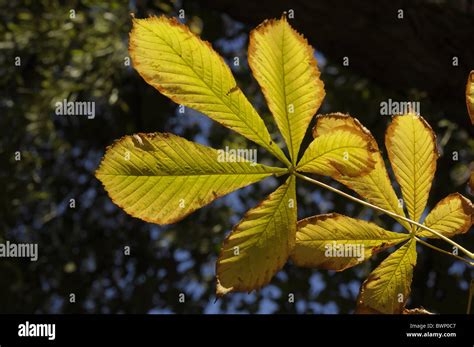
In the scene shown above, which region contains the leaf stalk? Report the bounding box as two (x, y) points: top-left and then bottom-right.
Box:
(294, 172), (474, 262)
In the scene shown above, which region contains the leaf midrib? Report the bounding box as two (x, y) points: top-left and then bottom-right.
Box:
(98, 172), (278, 177)
(138, 21), (283, 161)
(377, 239), (414, 302)
(298, 145), (368, 168)
(279, 23), (295, 163)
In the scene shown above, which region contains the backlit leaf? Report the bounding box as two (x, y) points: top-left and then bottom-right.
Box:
(385, 114), (438, 226)
(129, 16), (289, 165)
(356, 239), (417, 314)
(315, 113), (411, 230)
(403, 307), (433, 314)
(467, 70), (474, 124)
(96, 133), (287, 225)
(297, 126), (376, 177)
(216, 175), (296, 295)
(312, 113), (364, 137)
(248, 16), (325, 163)
(291, 213), (409, 271)
(417, 193), (473, 238)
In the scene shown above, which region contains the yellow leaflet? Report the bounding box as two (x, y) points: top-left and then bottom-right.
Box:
(129, 16), (289, 166)
(312, 113), (364, 137)
(356, 239), (417, 314)
(467, 71), (474, 124)
(216, 175), (296, 295)
(291, 213), (409, 271)
(385, 114), (438, 226)
(96, 133), (287, 225)
(417, 193), (473, 238)
(248, 16), (325, 163)
(297, 125), (376, 177)
(314, 113), (411, 230)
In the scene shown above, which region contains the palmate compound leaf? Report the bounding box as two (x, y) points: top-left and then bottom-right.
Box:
(356, 239), (417, 314)
(216, 175), (296, 295)
(248, 16), (325, 163)
(95, 133), (287, 225)
(324, 114), (472, 313)
(291, 213), (409, 271)
(417, 193), (473, 238)
(296, 113), (470, 313)
(313, 113), (411, 230)
(129, 16), (290, 166)
(385, 113), (439, 227)
(296, 125), (377, 177)
(115, 15), (469, 306)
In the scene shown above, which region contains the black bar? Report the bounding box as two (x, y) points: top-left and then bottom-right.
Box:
(0, 314), (471, 346)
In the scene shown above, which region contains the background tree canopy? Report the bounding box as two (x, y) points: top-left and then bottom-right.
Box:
(0, 0), (472, 313)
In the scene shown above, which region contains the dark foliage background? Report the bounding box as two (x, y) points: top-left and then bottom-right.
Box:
(0, 0), (473, 313)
